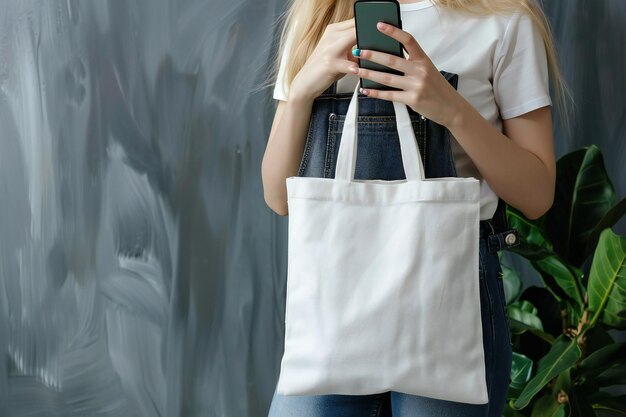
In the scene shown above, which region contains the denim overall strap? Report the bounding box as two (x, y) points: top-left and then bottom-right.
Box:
(482, 198), (521, 253)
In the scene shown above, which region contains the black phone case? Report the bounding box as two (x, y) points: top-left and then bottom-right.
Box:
(353, 0), (404, 91)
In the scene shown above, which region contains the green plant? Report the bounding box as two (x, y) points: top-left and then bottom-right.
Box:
(499, 145), (626, 416)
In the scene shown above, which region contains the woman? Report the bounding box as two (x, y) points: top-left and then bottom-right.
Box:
(261, 0), (572, 416)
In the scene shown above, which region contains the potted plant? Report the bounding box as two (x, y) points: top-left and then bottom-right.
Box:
(498, 144), (626, 416)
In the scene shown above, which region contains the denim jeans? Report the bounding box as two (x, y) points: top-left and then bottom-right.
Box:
(269, 72), (515, 417)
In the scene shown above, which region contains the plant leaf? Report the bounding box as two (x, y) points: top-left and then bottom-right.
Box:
(593, 395), (626, 416)
(509, 352), (535, 399)
(546, 145), (615, 267)
(576, 342), (626, 380)
(509, 318), (555, 343)
(512, 334), (582, 409)
(507, 206), (553, 251)
(521, 287), (566, 338)
(531, 395), (566, 417)
(506, 206), (585, 312)
(584, 197), (626, 261)
(501, 261), (523, 304)
(593, 361), (626, 388)
(508, 301), (544, 331)
(588, 228), (626, 329)
(533, 257), (585, 313)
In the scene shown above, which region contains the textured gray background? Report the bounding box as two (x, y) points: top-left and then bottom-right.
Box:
(0, 1), (624, 416)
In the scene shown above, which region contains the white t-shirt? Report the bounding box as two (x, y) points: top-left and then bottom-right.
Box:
(273, 0), (552, 220)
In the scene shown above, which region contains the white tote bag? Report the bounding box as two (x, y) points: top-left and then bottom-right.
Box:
(277, 83), (487, 404)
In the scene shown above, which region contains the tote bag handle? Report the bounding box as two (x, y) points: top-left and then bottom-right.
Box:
(334, 83), (426, 182)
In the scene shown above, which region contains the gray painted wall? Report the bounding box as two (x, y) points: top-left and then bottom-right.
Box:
(0, 1), (624, 416)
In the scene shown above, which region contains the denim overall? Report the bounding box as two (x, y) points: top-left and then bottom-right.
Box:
(269, 71), (517, 417)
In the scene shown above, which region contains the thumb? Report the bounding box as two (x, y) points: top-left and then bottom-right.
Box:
(347, 45), (359, 64)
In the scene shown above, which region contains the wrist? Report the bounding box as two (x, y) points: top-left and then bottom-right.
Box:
(288, 77), (318, 104)
(445, 95), (472, 132)
(288, 88), (315, 106)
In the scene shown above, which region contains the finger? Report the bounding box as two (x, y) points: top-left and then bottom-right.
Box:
(347, 52), (359, 64)
(356, 67), (412, 90)
(347, 43), (359, 64)
(377, 21), (427, 61)
(359, 88), (410, 103)
(357, 49), (411, 74)
(336, 58), (359, 75)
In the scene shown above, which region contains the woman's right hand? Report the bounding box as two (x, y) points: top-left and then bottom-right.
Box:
(289, 18), (359, 102)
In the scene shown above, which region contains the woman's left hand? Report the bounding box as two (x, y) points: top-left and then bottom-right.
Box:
(352, 21), (465, 128)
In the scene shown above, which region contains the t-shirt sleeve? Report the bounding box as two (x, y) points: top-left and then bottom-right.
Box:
(272, 22), (297, 101)
(492, 11), (552, 119)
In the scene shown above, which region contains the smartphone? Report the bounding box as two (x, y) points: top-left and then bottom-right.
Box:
(354, 0), (404, 91)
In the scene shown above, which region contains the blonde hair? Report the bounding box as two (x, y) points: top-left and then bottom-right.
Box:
(262, 0), (573, 130)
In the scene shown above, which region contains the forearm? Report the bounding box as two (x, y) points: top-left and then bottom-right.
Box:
(262, 94), (314, 216)
(446, 98), (554, 220)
